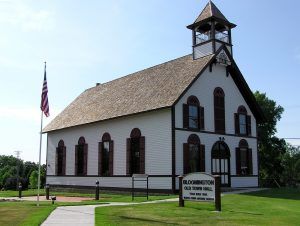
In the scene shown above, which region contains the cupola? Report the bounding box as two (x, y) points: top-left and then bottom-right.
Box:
(187, 1), (236, 59)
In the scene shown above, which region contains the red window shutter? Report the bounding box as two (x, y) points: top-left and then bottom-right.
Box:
(183, 104), (189, 128)
(83, 144), (88, 176)
(200, 107), (205, 130)
(236, 148), (241, 175)
(248, 148), (253, 175)
(98, 142), (102, 176)
(62, 147), (66, 176)
(109, 141), (114, 176)
(183, 143), (189, 174)
(55, 148), (58, 176)
(75, 146), (78, 176)
(126, 138), (131, 176)
(247, 115), (252, 136)
(140, 137), (145, 174)
(200, 145), (205, 172)
(235, 113), (239, 134)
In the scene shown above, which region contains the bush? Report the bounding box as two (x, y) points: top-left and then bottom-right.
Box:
(29, 170), (38, 189)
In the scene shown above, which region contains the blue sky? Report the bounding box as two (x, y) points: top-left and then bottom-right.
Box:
(0, 0), (299, 162)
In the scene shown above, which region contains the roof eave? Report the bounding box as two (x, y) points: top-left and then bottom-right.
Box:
(187, 17), (236, 30)
(221, 47), (266, 123)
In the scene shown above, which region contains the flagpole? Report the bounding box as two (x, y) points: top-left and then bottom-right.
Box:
(37, 110), (43, 206)
(37, 61), (47, 207)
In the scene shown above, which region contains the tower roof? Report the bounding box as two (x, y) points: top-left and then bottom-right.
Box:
(187, 1), (236, 30)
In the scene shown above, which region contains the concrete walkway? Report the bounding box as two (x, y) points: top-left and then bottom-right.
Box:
(41, 188), (267, 226)
(41, 198), (178, 226)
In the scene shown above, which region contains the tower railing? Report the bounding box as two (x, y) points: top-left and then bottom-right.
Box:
(195, 31), (229, 45)
(215, 32), (229, 43)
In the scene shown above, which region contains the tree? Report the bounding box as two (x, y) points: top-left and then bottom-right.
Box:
(282, 145), (300, 186)
(0, 155), (44, 190)
(29, 170), (39, 189)
(254, 91), (286, 186)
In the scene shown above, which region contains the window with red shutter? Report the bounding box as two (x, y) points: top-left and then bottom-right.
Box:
(235, 106), (252, 136)
(183, 134), (205, 174)
(75, 136), (87, 176)
(214, 88), (225, 133)
(183, 96), (205, 130)
(99, 133), (113, 176)
(127, 128), (145, 175)
(236, 139), (252, 175)
(56, 140), (66, 176)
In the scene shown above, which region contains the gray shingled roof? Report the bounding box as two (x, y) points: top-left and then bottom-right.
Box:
(43, 54), (214, 132)
(194, 1), (229, 24)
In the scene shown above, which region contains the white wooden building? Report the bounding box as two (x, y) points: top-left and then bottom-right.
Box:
(44, 1), (264, 193)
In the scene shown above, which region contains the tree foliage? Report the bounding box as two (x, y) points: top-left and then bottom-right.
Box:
(29, 170), (38, 189)
(0, 155), (46, 190)
(282, 145), (300, 186)
(254, 91), (287, 186)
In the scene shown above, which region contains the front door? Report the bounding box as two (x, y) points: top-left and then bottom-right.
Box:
(211, 141), (231, 187)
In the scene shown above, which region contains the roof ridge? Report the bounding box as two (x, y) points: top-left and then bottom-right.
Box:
(90, 54), (192, 90)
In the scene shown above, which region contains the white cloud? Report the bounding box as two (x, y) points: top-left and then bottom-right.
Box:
(0, 1), (55, 32)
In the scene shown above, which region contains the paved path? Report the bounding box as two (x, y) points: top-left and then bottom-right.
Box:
(40, 188), (268, 226)
(41, 199), (178, 226)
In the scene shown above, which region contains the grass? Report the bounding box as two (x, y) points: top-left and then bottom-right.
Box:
(0, 201), (55, 226)
(0, 199), (110, 226)
(0, 189), (175, 202)
(95, 188), (300, 226)
(2, 188), (299, 225)
(0, 190), (176, 226)
(0, 189), (46, 198)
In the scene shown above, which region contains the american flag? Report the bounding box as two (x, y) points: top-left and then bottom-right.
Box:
(41, 63), (50, 117)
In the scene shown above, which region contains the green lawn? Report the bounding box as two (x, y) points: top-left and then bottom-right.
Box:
(0, 201), (55, 226)
(95, 188), (300, 226)
(0, 189), (175, 202)
(0, 190), (175, 226)
(0, 189), (46, 198)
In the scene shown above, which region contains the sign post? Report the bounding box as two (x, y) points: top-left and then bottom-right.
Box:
(178, 173), (221, 211)
(214, 175), (221, 211)
(178, 175), (184, 207)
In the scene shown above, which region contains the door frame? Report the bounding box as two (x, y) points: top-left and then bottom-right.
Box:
(211, 141), (231, 187)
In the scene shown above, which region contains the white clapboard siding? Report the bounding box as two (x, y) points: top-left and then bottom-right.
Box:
(175, 63), (257, 136)
(193, 42), (213, 59)
(215, 42), (232, 55)
(174, 63), (258, 189)
(46, 176), (172, 190)
(46, 109), (172, 189)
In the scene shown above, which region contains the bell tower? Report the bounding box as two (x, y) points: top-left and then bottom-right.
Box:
(187, 1), (236, 60)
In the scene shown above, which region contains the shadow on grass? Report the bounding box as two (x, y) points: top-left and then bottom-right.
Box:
(120, 215), (180, 225)
(239, 188), (300, 200)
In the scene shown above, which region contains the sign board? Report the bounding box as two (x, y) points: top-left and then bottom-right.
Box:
(182, 173), (215, 202)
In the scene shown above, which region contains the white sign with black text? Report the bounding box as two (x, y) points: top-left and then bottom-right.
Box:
(182, 173), (215, 202)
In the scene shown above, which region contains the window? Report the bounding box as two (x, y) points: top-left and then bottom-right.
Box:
(75, 137), (88, 176)
(235, 106), (251, 136)
(236, 139), (253, 175)
(183, 134), (205, 174)
(189, 105), (198, 128)
(98, 133), (114, 176)
(126, 128), (145, 175)
(183, 96), (205, 130)
(56, 140), (66, 176)
(214, 88), (225, 133)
